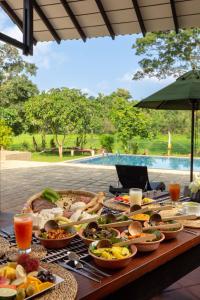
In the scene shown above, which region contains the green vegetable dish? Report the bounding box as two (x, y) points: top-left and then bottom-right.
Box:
(42, 188), (60, 203)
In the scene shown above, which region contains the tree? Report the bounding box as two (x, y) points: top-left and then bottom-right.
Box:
(0, 44), (38, 135)
(110, 96), (150, 153)
(0, 119), (13, 149)
(0, 43), (36, 84)
(133, 28), (200, 79)
(25, 88), (85, 157)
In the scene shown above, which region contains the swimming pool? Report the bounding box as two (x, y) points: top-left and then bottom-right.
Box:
(72, 154), (200, 171)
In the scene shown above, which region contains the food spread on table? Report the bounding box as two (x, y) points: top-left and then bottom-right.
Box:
(0, 188), (199, 299)
(0, 254), (57, 300)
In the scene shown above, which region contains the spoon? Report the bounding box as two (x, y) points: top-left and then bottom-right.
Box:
(149, 213), (197, 224)
(126, 205), (173, 217)
(96, 233), (156, 249)
(128, 221), (182, 236)
(44, 216), (99, 231)
(68, 251), (111, 277)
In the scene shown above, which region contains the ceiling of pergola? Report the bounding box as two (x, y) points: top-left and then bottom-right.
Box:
(1, 0), (200, 44)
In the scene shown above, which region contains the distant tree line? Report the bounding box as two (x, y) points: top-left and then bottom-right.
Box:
(1, 28), (199, 153)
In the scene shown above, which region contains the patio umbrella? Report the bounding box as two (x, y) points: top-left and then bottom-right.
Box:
(135, 69), (200, 181)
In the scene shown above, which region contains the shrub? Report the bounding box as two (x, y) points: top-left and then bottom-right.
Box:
(0, 119), (13, 149)
(21, 141), (30, 151)
(100, 134), (115, 153)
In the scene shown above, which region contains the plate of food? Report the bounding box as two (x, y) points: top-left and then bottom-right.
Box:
(23, 188), (105, 230)
(103, 196), (155, 212)
(0, 254), (64, 300)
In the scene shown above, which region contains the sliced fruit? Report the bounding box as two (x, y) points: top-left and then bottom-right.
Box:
(0, 269), (6, 278)
(7, 263), (17, 270)
(16, 288), (26, 300)
(0, 287), (17, 299)
(4, 267), (16, 281)
(16, 266), (26, 279)
(38, 281), (53, 292)
(11, 278), (26, 287)
(0, 277), (10, 286)
(27, 271), (38, 278)
(0, 285), (16, 290)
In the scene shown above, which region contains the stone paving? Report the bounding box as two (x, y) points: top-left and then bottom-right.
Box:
(0, 162), (190, 213)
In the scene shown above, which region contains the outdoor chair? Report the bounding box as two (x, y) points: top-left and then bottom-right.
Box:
(109, 165), (166, 195)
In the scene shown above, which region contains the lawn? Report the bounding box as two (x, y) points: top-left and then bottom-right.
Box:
(8, 133), (197, 162)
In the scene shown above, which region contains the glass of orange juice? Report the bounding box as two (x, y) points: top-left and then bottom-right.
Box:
(169, 183), (181, 202)
(14, 213), (33, 254)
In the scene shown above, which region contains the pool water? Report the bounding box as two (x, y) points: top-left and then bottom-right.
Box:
(72, 154), (200, 171)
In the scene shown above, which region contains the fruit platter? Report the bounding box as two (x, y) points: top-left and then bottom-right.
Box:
(0, 254), (64, 300)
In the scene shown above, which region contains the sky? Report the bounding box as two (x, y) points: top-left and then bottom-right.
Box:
(0, 9), (174, 100)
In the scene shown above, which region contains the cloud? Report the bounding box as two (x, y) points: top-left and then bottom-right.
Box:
(118, 72), (133, 83)
(0, 10), (69, 70)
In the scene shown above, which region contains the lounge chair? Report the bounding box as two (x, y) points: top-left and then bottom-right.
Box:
(109, 165), (165, 195)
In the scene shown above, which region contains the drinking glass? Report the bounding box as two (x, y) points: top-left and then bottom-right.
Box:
(129, 188), (143, 207)
(14, 213), (33, 254)
(169, 183), (180, 202)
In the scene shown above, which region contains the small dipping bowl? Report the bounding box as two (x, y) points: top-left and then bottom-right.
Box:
(35, 226), (77, 249)
(144, 221), (183, 240)
(121, 231), (165, 252)
(79, 228), (120, 246)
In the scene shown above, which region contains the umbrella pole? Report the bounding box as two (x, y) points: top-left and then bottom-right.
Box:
(190, 103), (195, 182)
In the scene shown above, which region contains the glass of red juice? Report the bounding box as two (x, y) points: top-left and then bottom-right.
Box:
(169, 183), (181, 202)
(14, 213), (33, 253)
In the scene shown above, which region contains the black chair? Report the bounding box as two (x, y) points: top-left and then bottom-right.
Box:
(109, 165), (165, 195)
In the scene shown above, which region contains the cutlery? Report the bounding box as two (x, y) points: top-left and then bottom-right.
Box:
(68, 251), (111, 277)
(72, 260), (103, 279)
(58, 261), (101, 283)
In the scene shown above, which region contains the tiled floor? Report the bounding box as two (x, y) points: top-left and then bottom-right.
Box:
(0, 163), (199, 299)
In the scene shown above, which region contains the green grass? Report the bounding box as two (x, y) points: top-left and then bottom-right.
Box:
(8, 133), (198, 163)
(32, 152), (90, 162)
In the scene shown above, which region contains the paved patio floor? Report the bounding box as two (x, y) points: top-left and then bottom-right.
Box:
(0, 162), (199, 298)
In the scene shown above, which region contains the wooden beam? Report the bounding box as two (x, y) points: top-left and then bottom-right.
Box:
(0, 32), (25, 51)
(95, 0), (115, 40)
(33, 0), (61, 43)
(23, 0), (33, 55)
(170, 0), (179, 34)
(60, 0), (86, 42)
(132, 0), (146, 36)
(0, 0), (37, 44)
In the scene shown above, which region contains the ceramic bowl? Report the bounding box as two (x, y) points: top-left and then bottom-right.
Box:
(89, 244), (137, 269)
(78, 228), (120, 246)
(121, 231), (165, 252)
(35, 227), (77, 249)
(135, 233), (165, 252)
(144, 221), (184, 240)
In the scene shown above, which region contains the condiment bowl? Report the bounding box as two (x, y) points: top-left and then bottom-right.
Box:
(121, 231), (165, 252)
(144, 221), (184, 240)
(89, 245), (137, 269)
(35, 227), (77, 249)
(78, 228), (120, 246)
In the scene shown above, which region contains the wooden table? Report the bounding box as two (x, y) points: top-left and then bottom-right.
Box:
(1, 212), (200, 300)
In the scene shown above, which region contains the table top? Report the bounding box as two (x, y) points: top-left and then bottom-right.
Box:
(1, 211), (200, 300)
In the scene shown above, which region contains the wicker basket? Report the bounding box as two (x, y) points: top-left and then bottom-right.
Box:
(23, 189), (97, 213)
